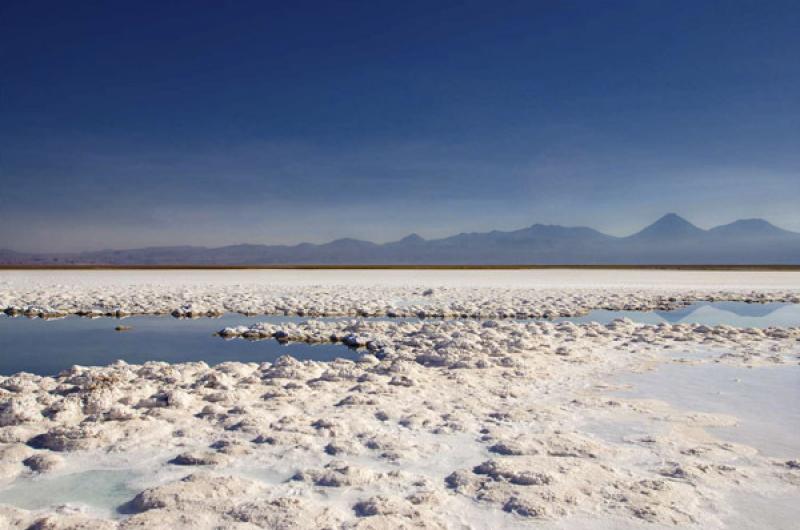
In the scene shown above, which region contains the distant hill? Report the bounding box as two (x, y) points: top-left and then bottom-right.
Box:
(627, 213), (706, 241)
(2, 214), (800, 265)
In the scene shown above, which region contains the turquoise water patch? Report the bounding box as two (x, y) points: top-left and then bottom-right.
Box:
(0, 469), (139, 516)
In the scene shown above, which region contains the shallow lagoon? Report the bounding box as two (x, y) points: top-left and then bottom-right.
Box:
(556, 301), (800, 327)
(0, 314), (360, 376)
(1, 302), (798, 376)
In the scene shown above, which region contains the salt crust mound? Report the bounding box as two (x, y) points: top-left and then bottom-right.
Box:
(2, 274), (798, 319)
(0, 279), (798, 529)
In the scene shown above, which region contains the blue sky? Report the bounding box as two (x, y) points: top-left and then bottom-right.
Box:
(1, 0), (798, 252)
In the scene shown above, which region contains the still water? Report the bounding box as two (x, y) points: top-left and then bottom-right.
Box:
(1, 302), (797, 376)
(0, 314), (359, 375)
(556, 301), (800, 327)
(0, 469), (139, 517)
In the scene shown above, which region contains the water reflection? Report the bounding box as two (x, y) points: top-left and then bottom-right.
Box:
(557, 302), (800, 327)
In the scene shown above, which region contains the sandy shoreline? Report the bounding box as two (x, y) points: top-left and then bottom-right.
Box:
(0, 271), (798, 529)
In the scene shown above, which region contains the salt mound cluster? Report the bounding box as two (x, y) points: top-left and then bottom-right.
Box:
(3, 279), (798, 319)
(0, 277), (798, 529)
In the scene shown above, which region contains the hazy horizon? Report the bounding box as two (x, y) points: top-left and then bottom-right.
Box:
(5, 210), (800, 254)
(3, 213), (799, 255)
(2, 1), (799, 253)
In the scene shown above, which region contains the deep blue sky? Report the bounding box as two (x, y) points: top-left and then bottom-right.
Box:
(1, 0), (798, 252)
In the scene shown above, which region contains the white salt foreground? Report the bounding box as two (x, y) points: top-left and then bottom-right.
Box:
(0, 270), (798, 529)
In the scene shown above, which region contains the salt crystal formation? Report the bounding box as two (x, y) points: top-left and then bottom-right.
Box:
(0, 271), (798, 529)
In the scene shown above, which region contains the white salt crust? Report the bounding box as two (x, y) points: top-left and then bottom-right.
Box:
(0, 271), (798, 529)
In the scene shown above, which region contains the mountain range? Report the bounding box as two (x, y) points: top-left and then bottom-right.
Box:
(2, 214), (800, 265)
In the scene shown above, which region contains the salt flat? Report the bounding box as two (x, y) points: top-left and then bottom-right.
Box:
(3, 268), (800, 289)
(0, 270), (798, 529)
